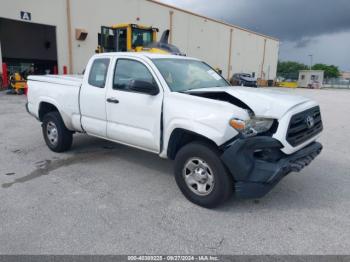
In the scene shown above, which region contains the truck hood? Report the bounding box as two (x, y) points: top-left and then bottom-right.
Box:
(186, 86), (311, 119)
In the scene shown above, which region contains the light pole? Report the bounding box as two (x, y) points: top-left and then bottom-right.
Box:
(308, 54), (313, 70)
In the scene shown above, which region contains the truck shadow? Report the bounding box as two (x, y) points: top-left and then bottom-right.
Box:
(2, 134), (173, 189)
(70, 135), (340, 213)
(2, 134), (338, 214)
(217, 160), (341, 213)
(71, 134), (173, 174)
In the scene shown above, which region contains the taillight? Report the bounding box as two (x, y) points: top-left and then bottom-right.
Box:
(24, 82), (28, 96)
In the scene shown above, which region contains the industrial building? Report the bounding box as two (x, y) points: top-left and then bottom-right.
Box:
(0, 0), (279, 81)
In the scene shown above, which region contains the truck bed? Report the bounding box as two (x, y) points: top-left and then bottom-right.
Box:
(27, 74), (83, 132)
(28, 75), (83, 87)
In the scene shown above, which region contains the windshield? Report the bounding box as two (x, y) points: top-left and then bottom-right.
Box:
(241, 74), (251, 77)
(152, 59), (229, 92)
(132, 28), (153, 48)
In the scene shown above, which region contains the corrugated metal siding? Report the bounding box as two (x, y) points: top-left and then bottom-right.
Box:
(1, 0), (279, 79)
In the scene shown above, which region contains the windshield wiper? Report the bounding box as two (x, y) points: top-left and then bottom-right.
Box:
(176, 88), (197, 93)
(176, 86), (228, 93)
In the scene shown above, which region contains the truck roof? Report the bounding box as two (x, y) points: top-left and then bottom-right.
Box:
(93, 52), (200, 61)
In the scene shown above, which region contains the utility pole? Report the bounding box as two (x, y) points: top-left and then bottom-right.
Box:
(308, 54), (313, 70)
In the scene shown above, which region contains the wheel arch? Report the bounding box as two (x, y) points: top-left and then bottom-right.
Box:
(38, 100), (73, 131)
(38, 101), (59, 121)
(166, 128), (219, 160)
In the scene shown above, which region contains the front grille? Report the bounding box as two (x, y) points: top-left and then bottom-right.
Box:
(286, 106), (323, 147)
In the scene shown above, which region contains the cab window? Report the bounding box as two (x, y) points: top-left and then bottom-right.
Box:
(117, 29), (127, 51)
(132, 29), (153, 48)
(113, 59), (156, 92)
(88, 58), (110, 88)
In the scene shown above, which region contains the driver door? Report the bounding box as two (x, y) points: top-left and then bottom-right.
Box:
(106, 57), (163, 152)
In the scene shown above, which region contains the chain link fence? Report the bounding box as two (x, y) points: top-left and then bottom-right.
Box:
(277, 74), (350, 89)
(323, 78), (350, 89)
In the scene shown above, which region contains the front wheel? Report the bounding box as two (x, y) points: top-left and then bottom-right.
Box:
(174, 142), (233, 208)
(42, 111), (73, 152)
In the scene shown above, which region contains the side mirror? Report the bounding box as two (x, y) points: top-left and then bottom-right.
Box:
(215, 68), (223, 75)
(129, 80), (159, 96)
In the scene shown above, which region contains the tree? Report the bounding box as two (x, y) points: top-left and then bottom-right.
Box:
(312, 64), (340, 79)
(277, 61), (308, 80)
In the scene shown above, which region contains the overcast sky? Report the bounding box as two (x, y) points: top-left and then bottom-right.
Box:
(160, 0), (350, 71)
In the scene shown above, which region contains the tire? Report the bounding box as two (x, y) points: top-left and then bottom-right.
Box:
(42, 111), (73, 152)
(174, 141), (233, 208)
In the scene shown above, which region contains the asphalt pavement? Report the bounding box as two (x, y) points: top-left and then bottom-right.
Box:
(0, 88), (349, 255)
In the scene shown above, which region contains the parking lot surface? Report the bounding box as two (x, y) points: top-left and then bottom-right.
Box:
(0, 88), (349, 255)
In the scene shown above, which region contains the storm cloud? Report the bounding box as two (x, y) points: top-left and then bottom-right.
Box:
(160, 0), (350, 70)
(161, 0), (350, 41)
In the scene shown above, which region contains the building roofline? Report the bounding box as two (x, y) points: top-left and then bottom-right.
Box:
(146, 0), (279, 42)
(299, 70), (325, 72)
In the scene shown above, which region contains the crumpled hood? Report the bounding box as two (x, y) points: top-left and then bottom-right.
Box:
(187, 86), (311, 119)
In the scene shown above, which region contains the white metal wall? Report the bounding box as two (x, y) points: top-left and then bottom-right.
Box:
(69, 0), (279, 79)
(264, 40), (279, 80)
(1, 0), (279, 79)
(231, 29), (264, 78)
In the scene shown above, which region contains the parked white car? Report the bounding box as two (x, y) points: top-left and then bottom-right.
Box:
(26, 53), (323, 207)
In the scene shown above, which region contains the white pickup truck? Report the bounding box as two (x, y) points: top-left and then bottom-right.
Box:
(26, 53), (323, 207)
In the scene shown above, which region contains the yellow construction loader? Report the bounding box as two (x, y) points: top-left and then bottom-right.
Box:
(96, 23), (183, 55)
(6, 72), (27, 95)
(96, 23), (226, 75)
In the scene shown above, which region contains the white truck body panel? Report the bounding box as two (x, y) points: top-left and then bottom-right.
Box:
(105, 56), (164, 153)
(160, 91), (246, 157)
(27, 75), (83, 131)
(183, 86), (320, 154)
(79, 56), (110, 137)
(27, 53), (321, 158)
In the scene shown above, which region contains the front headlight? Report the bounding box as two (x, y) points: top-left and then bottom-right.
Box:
(229, 117), (275, 137)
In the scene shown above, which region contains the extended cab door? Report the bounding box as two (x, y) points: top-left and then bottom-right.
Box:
(106, 57), (163, 152)
(80, 57), (111, 137)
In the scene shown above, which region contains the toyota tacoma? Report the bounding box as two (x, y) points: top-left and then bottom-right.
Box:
(26, 53), (323, 207)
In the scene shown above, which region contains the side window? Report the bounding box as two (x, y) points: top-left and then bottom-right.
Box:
(113, 59), (156, 92)
(88, 58), (110, 88)
(117, 29), (127, 52)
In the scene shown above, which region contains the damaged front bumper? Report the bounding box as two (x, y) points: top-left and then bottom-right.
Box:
(221, 136), (322, 198)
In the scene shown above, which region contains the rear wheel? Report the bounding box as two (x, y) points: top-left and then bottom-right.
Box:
(174, 142), (233, 208)
(42, 111), (73, 152)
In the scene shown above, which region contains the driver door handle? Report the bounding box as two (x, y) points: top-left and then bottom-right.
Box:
(106, 97), (119, 104)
